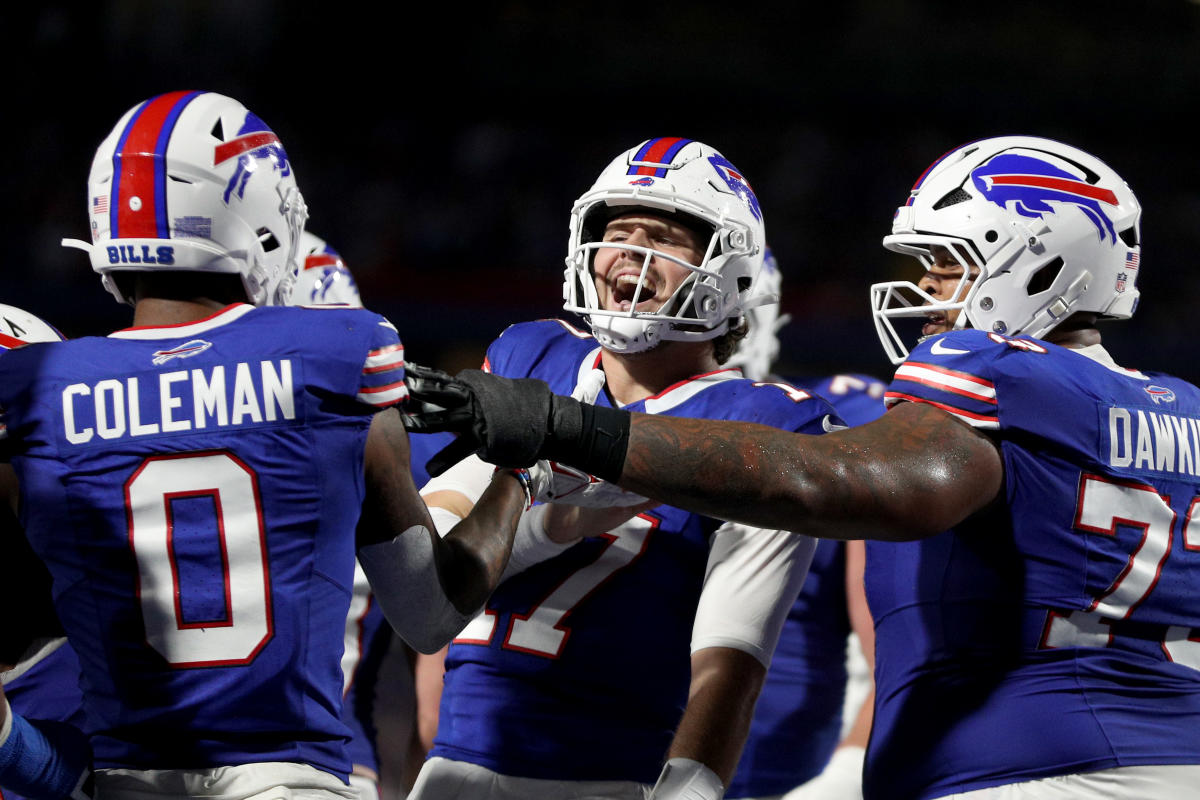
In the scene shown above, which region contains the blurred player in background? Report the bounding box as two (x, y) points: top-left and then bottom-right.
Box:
(1, 305), (90, 800)
(290, 232), (362, 307)
(407, 138), (831, 800)
(411, 135), (1200, 799)
(723, 254), (878, 800)
(2, 90), (527, 800)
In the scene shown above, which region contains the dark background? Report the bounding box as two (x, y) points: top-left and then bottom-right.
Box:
(5, 1), (1199, 381)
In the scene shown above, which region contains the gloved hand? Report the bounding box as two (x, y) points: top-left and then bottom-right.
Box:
(402, 364), (556, 476)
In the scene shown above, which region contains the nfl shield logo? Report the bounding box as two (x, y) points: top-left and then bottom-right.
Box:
(1115, 272), (1128, 293)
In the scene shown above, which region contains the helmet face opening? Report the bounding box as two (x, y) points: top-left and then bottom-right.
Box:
(871, 136), (1142, 364)
(563, 138), (765, 354)
(67, 91), (308, 307)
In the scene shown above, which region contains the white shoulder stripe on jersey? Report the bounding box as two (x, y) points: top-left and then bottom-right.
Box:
(357, 383), (408, 407)
(643, 369), (744, 414)
(895, 362), (997, 404)
(364, 345), (405, 374)
(885, 393), (1000, 429)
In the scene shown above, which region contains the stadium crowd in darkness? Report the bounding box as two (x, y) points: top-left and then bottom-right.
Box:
(7, 1), (1200, 382)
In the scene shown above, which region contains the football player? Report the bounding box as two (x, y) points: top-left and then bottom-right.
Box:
(1, 306), (90, 800)
(406, 136), (1200, 798)
(1, 91), (527, 800)
(406, 138), (832, 800)
(723, 256), (878, 800)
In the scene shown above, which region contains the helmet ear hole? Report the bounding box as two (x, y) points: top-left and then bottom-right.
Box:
(933, 188), (972, 209)
(1025, 257), (1065, 296)
(257, 228), (281, 252)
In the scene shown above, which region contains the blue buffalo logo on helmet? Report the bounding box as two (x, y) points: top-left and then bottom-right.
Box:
(707, 153), (762, 222)
(216, 112), (293, 204)
(628, 177), (656, 186)
(971, 153), (1120, 242)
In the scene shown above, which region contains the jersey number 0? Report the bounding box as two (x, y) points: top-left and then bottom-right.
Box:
(125, 451), (274, 668)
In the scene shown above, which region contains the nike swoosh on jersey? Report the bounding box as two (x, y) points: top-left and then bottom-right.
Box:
(822, 415), (848, 433)
(930, 338), (970, 355)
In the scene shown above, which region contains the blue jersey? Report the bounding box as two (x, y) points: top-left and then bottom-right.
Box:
(728, 374), (885, 798)
(430, 320), (837, 784)
(865, 330), (1200, 800)
(0, 303), (407, 778)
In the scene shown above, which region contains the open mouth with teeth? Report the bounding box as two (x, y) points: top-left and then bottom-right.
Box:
(610, 272), (661, 312)
(922, 311), (949, 336)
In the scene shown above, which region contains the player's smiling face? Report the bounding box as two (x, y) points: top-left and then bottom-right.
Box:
(592, 213), (705, 314)
(918, 245), (980, 336)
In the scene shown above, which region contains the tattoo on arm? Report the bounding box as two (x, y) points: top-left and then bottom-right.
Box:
(617, 401), (1003, 541)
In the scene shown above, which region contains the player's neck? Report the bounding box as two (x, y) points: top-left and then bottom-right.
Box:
(1043, 313), (1101, 349)
(600, 340), (720, 406)
(130, 297), (236, 329)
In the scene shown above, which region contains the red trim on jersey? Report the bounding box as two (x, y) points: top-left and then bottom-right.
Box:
(358, 380), (406, 396)
(884, 391), (999, 423)
(366, 343), (404, 358)
(900, 361), (996, 390)
(213, 132), (282, 166)
(114, 303), (248, 333)
(362, 360), (405, 375)
(645, 367), (741, 401)
(894, 373), (997, 405)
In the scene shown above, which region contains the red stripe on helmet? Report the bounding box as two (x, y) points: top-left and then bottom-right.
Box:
(633, 136), (685, 176)
(214, 132), (281, 166)
(116, 91), (195, 239)
(304, 254), (341, 271)
(988, 174), (1119, 205)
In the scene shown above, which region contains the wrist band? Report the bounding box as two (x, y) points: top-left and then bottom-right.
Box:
(545, 397), (631, 483)
(494, 467), (532, 509)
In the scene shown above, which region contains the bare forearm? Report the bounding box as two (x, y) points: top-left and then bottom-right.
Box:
(669, 647), (765, 786)
(437, 473), (525, 613)
(616, 402), (1002, 541)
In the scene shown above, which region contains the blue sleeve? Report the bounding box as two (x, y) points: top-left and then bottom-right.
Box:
(0, 707), (91, 800)
(353, 316), (407, 410)
(885, 330), (1006, 430)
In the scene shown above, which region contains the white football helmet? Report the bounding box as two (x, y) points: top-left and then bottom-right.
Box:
(62, 91), (308, 306)
(563, 138), (767, 353)
(0, 304), (65, 345)
(725, 246), (787, 381)
(287, 231), (362, 307)
(871, 136), (1142, 364)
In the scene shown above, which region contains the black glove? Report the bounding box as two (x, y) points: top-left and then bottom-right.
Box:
(403, 364), (555, 476)
(401, 363), (478, 435)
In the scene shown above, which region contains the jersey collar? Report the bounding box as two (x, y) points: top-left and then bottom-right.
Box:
(109, 304), (255, 340)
